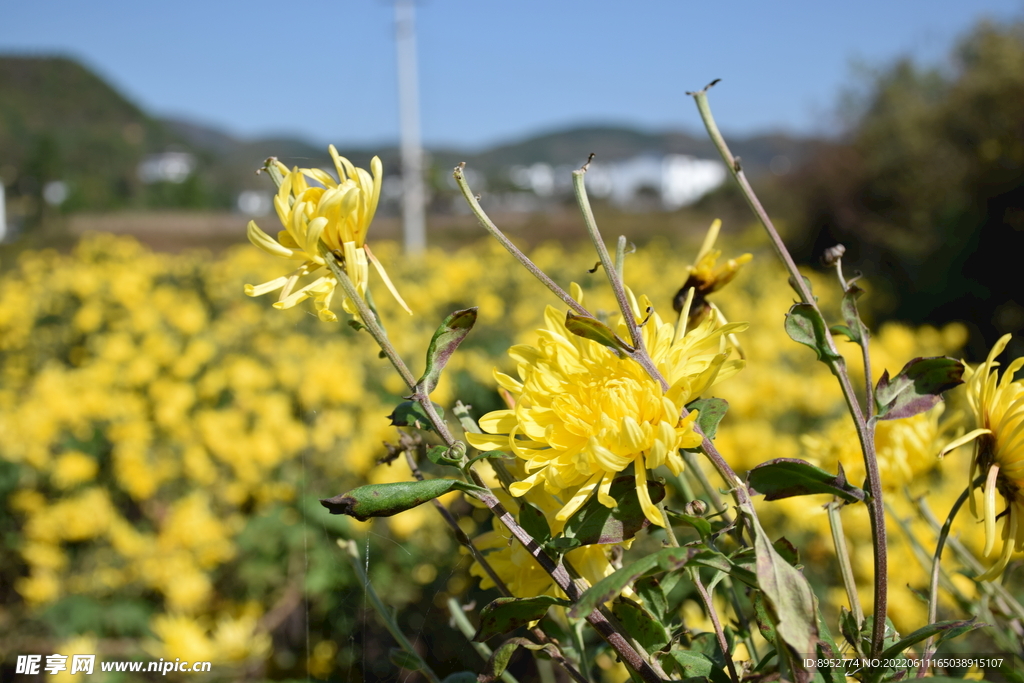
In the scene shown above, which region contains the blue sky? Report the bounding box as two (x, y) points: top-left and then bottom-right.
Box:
(2, 1), (1022, 149)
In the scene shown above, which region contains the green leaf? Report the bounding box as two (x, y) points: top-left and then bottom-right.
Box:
(875, 356), (965, 421)
(542, 536), (582, 557)
(474, 596), (569, 641)
(666, 650), (731, 683)
(612, 599), (670, 653)
(741, 502), (819, 658)
(418, 308), (477, 395)
(479, 637), (552, 683)
(440, 674), (479, 683)
(663, 508), (715, 541)
(569, 546), (747, 619)
(634, 576), (668, 622)
(788, 273), (815, 300)
(389, 648), (422, 671)
(387, 401), (446, 433)
(752, 591), (778, 643)
(880, 618), (983, 659)
(686, 397), (729, 440)
(564, 312), (635, 353)
(320, 479), (483, 521)
(748, 459), (865, 503)
(562, 475), (666, 545)
(518, 502), (552, 545)
(785, 303), (842, 365)
(467, 450), (507, 466)
(426, 444), (462, 467)
(836, 285), (866, 345)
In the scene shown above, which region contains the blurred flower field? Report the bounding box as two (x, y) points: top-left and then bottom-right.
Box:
(0, 227), (1010, 681)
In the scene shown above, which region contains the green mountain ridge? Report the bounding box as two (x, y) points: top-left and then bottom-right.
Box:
(2, 54), (815, 217)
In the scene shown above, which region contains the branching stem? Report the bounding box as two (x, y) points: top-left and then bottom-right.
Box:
(691, 84), (888, 658)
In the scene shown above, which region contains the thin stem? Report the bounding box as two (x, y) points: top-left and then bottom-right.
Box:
(342, 539), (442, 683)
(828, 500), (864, 627)
(682, 451), (732, 524)
(918, 482), (975, 678)
(446, 597), (520, 683)
(615, 235), (628, 279)
(694, 572), (740, 683)
(691, 85), (888, 658)
(913, 495), (1024, 621)
(453, 164), (587, 316)
(404, 448), (512, 596)
(329, 257), (657, 682)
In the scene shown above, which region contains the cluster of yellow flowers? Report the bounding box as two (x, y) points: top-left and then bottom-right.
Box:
(1, 196), (1018, 676)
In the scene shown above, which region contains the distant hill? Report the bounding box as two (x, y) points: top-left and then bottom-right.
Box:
(1, 54), (816, 219)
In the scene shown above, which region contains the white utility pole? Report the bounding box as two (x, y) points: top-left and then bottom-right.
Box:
(0, 183), (6, 242)
(395, 0), (426, 254)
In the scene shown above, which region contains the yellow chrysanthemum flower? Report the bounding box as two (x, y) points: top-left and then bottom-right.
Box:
(467, 285), (746, 527)
(941, 334), (1024, 580)
(673, 219), (752, 326)
(244, 147), (410, 322)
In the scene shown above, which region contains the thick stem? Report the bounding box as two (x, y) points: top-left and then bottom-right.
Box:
(328, 258), (656, 682)
(694, 573), (740, 683)
(343, 539), (442, 683)
(828, 501), (864, 627)
(691, 85), (888, 658)
(453, 164), (588, 316)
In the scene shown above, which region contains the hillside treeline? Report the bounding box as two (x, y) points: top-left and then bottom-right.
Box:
(787, 20), (1024, 360)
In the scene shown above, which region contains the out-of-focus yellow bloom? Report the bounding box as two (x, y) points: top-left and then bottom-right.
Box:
(468, 285), (745, 526)
(941, 334), (1024, 580)
(245, 147), (410, 321)
(673, 219), (752, 326)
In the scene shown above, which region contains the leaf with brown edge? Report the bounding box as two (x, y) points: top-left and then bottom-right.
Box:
(473, 596), (569, 642)
(418, 308), (478, 395)
(320, 479), (484, 521)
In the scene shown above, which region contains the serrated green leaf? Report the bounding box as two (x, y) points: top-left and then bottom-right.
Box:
(387, 401), (445, 433)
(613, 599), (670, 653)
(418, 308), (477, 395)
(562, 475), (665, 545)
(748, 458), (865, 503)
(474, 596), (569, 641)
(837, 285), (866, 345)
(667, 649), (731, 683)
(686, 397), (729, 440)
(564, 312), (635, 352)
(741, 502), (818, 659)
(875, 356), (965, 421)
(478, 637), (552, 683)
(518, 502), (552, 545)
(785, 303), (842, 364)
(320, 479), (483, 521)
(634, 576), (668, 622)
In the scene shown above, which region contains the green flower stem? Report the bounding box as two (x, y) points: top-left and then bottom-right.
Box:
(403, 447), (512, 596)
(691, 84), (888, 659)
(918, 481), (976, 678)
(446, 597), (520, 683)
(614, 235), (628, 279)
(341, 539), (442, 683)
(834, 258), (875, 414)
(324, 254), (655, 683)
(453, 164), (588, 316)
(913, 495), (1024, 621)
(693, 571), (741, 683)
(827, 500), (865, 627)
(681, 451), (731, 524)
(572, 166), (664, 387)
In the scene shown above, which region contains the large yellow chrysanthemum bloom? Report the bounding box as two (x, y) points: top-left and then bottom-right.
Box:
(244, 147), (410, 322)
(941, 334), (1024, 580)
(467, 285), (745, 527)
